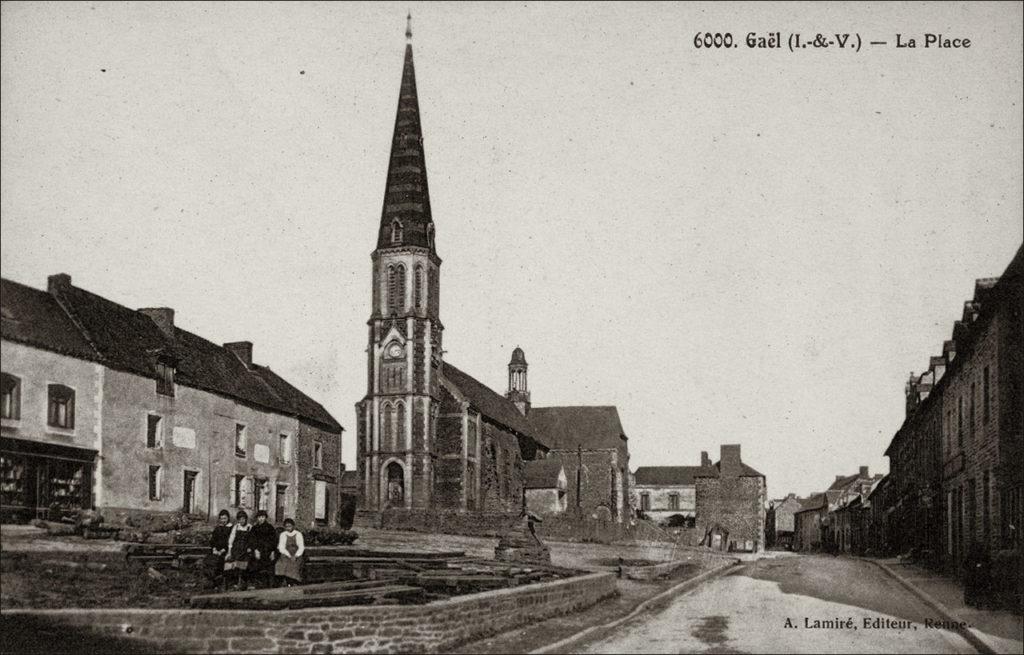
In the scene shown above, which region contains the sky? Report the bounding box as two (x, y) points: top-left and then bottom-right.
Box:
(2, 2), (1022, 499)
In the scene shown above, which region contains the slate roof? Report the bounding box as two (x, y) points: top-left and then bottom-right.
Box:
(0, 276), (342, 433)
(828, 473), (860, 491)
(529, 406), (626, 451)
(633, 466), (707, 486)
(1, 279), (98, 362)
(441, 363), (544, 446)
(523, 458), (564, 489)
(377, 43), (436, 254)
(693, 460), (765, 478)
(795, 492), (827, 513)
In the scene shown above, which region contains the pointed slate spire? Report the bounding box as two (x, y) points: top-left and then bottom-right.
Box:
(378, 17), (435, 252)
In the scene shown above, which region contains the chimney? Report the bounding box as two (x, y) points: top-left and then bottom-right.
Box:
(139, 307), (175, 339)
(47, 273), (72, 295)
(859, 466), (869, 479)
(700, 451), (711, 467)
(720, 444), (742, 476)
(224, 341), (253, 368)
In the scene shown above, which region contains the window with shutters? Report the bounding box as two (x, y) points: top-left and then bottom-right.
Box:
(232, 474), (245, 507)
(279, 433), (291, 463)
(155, 360), (175, 397)
(47, 384), (75, 429)
(669, 493), (680, 511)
(640, 493), (651, 511)
(254, 478), (268, 512)
(235, 423), (247, 458)
(146, 414), (163, 448)
(1, 373), (20, 420)
(148, 465), (162, 500)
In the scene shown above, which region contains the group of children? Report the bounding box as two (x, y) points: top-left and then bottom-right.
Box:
(206, 509), (306, 590)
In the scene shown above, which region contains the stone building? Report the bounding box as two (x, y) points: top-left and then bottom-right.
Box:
(935, 247), (1023, 572)
(523, 458), (567, 516)
(354, 26), (630, 530)
(694, 445), (766, 552)
(529, 405), (631, 523)
(883, 358), (945, 565)
(632, 466), (702, 526)
(793, 492), (827, 552)
(0, 275), (343, 527)
(766, 493), (803, 549)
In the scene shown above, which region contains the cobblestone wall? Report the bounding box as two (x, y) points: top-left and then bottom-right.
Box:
(1, 571), (616, 654)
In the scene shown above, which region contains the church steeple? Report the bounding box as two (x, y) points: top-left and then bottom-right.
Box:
(378, 17), (435, 254)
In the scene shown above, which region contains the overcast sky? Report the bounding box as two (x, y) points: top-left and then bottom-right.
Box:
(2, 2), (1021, 498)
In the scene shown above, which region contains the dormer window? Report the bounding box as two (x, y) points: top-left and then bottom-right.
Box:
(155, 360), (175, 397)
(426, 223), (435, 248)
(391, 219), (403, 244)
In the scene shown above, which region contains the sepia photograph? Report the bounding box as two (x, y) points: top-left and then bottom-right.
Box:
(0, 1), (1021, 653)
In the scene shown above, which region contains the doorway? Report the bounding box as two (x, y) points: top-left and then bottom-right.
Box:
(182, 470), (197, 514)
(275, 484), (287, 524)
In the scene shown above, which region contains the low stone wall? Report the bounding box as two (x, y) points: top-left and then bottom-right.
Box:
(620, 559), (692, 581)
(1, 571), (616, 654)
(355, 509), (678, 545)
(354, 509), (519, 537)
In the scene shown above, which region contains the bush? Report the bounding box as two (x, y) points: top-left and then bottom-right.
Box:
(305, 529), (359, 546)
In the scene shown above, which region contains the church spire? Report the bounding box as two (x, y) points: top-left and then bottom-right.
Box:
(378, 16), (435, 253)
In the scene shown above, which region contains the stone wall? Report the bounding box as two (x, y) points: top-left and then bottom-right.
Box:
(695, 474), (766, 552)
(1, 572), (616, 654)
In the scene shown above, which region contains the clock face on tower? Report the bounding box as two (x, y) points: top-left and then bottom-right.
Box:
(386, 342), (404, 359)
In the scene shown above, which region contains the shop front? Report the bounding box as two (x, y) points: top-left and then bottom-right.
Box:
(0, 436), (95, 522)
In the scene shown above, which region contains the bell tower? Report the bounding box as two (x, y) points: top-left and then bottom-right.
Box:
(506, 347), (530, 415)
(357, 15), (443, 512)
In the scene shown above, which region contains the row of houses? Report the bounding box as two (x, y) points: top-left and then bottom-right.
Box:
(1, 274), (345, 528)
(782, 246), (1022, 596)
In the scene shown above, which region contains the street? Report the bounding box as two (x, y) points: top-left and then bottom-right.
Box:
(580, 554), (976, 654)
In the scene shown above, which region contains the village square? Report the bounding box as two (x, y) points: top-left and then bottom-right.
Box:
(1, 3), (1022, 654)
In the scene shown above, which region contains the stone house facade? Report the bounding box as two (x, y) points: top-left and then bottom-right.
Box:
(766, 493), (802, 549)
(694, 445), (766, 552)
(1, 275), (343, 527)
(936, 248), (1023, 572)
(793, 493), (827, 552)
(632, 466), (702, 526)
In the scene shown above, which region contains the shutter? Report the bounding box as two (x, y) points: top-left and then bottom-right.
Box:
(241, 476), (254, 509)
(314, 480), (326, 520)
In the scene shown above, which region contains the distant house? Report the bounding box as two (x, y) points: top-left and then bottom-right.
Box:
(523, 458), (567, 516)
(632, 465), (704, 527)
(1, 274), (344, 527)
(767, 493), (803, 549)
(793, 493), (828, 552)
(694, 445), (767, 553)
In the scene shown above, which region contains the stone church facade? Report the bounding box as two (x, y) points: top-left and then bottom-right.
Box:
(354, 26), (631, 526)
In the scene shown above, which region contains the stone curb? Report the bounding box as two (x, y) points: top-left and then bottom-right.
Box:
(530, 557), (743, 654)
(861, 558), (996, 655)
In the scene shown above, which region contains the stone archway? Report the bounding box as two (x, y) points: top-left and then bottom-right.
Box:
(385, 461), (405, 508)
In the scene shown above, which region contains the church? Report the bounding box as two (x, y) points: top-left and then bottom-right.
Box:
(354, 21), (631, 528)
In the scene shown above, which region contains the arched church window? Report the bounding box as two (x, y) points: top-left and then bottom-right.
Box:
(387, 264), (406, 314)
(414, 265), (424, 310)
(381, 402), (393, 451)
(391, 220), (403, 244)
(395, 401), (406, 450)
